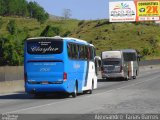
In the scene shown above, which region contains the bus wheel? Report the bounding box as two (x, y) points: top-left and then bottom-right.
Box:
(133, 70), (137, 79)
(72, 84), (77, 98)
(133, 76), (136, 79)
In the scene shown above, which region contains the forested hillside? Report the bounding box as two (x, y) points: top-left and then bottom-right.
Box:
(0, 0), (49, 23)
(0, 16), (79, 66)
(0, 0), (160, 66)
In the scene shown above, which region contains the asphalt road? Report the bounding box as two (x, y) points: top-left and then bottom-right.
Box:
(0, 67), (160, 120)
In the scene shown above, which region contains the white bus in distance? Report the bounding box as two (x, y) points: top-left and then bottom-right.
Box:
(101, 49), (139, 80)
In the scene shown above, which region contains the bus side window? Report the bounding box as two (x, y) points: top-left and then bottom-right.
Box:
(72, 44), (78, 59)
(89, 47), (94, 60)
(79, 45), (84, 60)
(71, 44), (75, 59)
(77, 45), (80, 59)
(82, 46), (86, 59)
(67, 43), (72, 59)
(79, 45), (82, 59)
(87, 46), (90, 60)
(75, 44), (79, 59)
(72, 44), (75, 59)
(84, 46), (88, 60)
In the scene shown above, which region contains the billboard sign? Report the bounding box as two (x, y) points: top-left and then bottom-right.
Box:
(135, 0), (160, 21)
(109, 1), (136, 22)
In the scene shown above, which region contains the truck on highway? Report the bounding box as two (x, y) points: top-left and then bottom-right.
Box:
(101, 49), (139, 80)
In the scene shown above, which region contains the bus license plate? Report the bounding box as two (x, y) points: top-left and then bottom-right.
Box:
(42, 81), (49, 84)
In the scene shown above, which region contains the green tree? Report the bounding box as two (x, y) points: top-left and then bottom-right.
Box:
(63, 31), (71, 37)
(0, 17), (3, 29)
(17, 0), (28, 16)
(8, 0), (17, 15)
(7, 20), (16, 35)
(0, 37), (6, 65)
(7, 0), (28, 16)
(40, 25), (50, 36)
(40, 25), (60, 37)
(142, 47), (151, 56)
(0, 36), (22, 66)
(27, 1), (36, 18)
(28, 1), (49, 23)
(0, 0), (5, 15)
(0, 0), (47, 21)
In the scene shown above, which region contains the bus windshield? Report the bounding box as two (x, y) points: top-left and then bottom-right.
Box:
(123, 52), (136, 61)
(27, 39), (63, 54)
(102, 59), (120, 65)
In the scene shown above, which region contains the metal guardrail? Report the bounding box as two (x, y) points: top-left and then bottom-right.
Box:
(139, 59), (160, 66)
(0, 66), (23, 82)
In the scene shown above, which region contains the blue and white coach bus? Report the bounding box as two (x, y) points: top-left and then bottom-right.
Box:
(24, 36), (98, 97)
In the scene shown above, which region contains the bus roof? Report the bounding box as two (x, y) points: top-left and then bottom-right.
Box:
(26, 36), (63, 41)
(102, 49), (137, 54)
(64, 37), (88, 44)
(26, 36), (94, 46)
(121, 49), (137, 53)
(102, 51), (121, 59)
(101, 49), (137, 59)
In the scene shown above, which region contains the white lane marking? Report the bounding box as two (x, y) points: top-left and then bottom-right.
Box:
(5, 74), (160, 114)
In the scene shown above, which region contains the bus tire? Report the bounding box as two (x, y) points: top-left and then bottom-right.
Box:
(133, 70), (138, 79)
(133, 76), (136, 79)
(72, 82), (77, 98)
